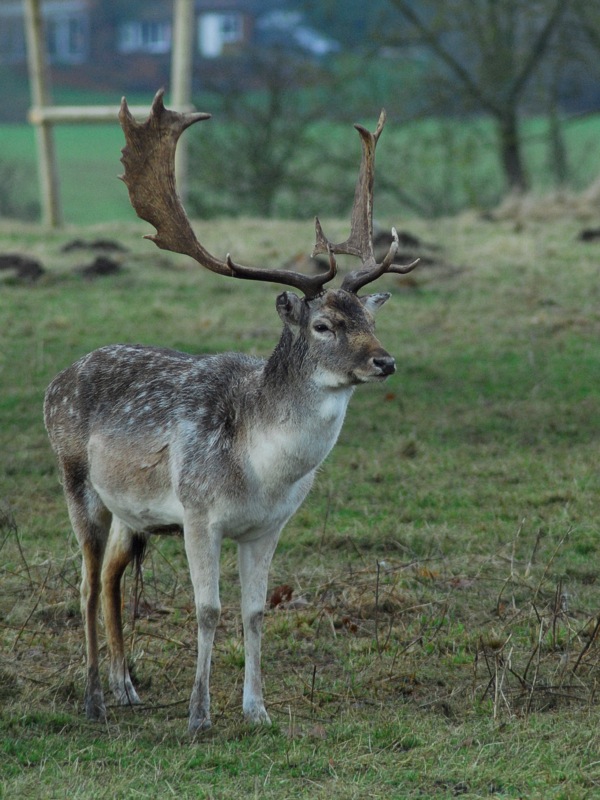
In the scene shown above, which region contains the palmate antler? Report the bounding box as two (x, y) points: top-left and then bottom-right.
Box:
(119, 89), (418, 299)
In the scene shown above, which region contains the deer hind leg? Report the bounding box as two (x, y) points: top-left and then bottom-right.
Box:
(62, 463), (111, 721)
(101, 518), (145, 707)
(184, 516), (222, 733)
(238, 532), (280, 725)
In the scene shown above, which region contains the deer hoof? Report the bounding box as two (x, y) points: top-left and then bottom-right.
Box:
(243, 703), (271, 726)
(110, 680), (142, 707)
(84, 688), (106, 722)
(188, 714), (212, 734)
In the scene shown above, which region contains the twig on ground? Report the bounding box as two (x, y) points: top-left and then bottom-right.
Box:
(10, 561), (52, 652)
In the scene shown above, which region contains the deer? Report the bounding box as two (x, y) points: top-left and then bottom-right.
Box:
(43, 89), (418, 733)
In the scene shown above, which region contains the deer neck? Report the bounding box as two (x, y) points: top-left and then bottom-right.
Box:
(244, 329), (353, 487)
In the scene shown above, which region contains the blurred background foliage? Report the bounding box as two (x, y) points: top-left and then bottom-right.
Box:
(2, 0), (600, 222)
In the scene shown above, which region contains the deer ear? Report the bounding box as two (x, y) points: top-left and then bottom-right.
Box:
(361, 292), (391, 315)
(276, 291), (304, 327)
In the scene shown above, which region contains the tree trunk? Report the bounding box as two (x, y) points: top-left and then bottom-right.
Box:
(546, 64), (569, 187)
(497, 112), (529, 192)
(547, 108), (569, 187)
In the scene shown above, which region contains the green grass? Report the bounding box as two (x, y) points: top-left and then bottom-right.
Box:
(1, 209), (600, 798)
(0, 123), (133, 223)
(3, 108), (600, 224)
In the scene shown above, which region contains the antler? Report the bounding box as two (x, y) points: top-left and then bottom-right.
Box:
(119, 91), (414, 298)
(119, 88), (336, 299)
(312, 109), (419, 294)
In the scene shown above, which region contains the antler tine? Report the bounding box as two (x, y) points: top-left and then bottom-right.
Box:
(342, 228), (420, 293)
(119, 88), (335, 299)
(312, 111), (384, 265)
(312, 110), (419, 294)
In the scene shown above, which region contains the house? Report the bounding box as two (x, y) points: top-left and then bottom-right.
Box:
(0, 0), (339, 67)
(0, 0), (90, 65)
(195, 0), (256, 59)
(114, 0), (256, 61)
(117, 1), (339, 60)
(254, 10), (340, 58)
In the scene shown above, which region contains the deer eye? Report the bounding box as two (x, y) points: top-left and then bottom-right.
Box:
(313, 322), (332, 334)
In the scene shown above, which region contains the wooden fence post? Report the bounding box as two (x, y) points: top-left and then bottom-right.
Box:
(23, 0), (62, 228)
(171, 0), (195, 203)
(23, 0), (194, 228)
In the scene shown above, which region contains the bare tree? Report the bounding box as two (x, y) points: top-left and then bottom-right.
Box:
(574, 2), (600, 52)
(187, 47), (426, 220)
(540, 1), (600, 186)
(387, 0), (570, 192)
(187, 50), (334, 218)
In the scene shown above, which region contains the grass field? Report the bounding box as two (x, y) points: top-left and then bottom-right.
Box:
(3, 107), (600, 224)
(1, 204), (600, 798)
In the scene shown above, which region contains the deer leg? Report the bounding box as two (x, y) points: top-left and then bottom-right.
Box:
(63, 467), (111, 721)
(184, 519), (222, 733)
(101, 518), (143, 707)
(78, 538), (107, 720)
(238, 532), (280, 725)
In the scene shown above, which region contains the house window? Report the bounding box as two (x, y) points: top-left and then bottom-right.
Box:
(46, 13), (88, 64)
(118, 21), (171, 55)
(221, 13), (243, 44)
(198, 13), (244, 58)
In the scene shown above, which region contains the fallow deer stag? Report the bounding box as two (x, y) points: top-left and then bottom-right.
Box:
(44, 89), (418, 732)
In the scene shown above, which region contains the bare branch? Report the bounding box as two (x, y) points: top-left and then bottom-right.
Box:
(509, 0), (570, 104)
(387, 0), (502, 116)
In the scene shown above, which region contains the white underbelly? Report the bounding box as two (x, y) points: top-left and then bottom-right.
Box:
(95, 484), (185, 530)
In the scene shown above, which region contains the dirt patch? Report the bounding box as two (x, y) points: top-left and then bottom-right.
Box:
(0, 253), (45, 282)
(75, 255), (123, 279)
(61, 238), (128, 253)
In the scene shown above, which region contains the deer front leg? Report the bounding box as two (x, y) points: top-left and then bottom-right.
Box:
(101, 518), (143, 707)
(238, 532), (280, 725)
(184, 518), (222, 733)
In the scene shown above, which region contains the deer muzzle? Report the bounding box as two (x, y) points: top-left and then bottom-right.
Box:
(371, 355), (396, 377)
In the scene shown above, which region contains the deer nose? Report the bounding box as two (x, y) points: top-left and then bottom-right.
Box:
(372, 355), (396, 376)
